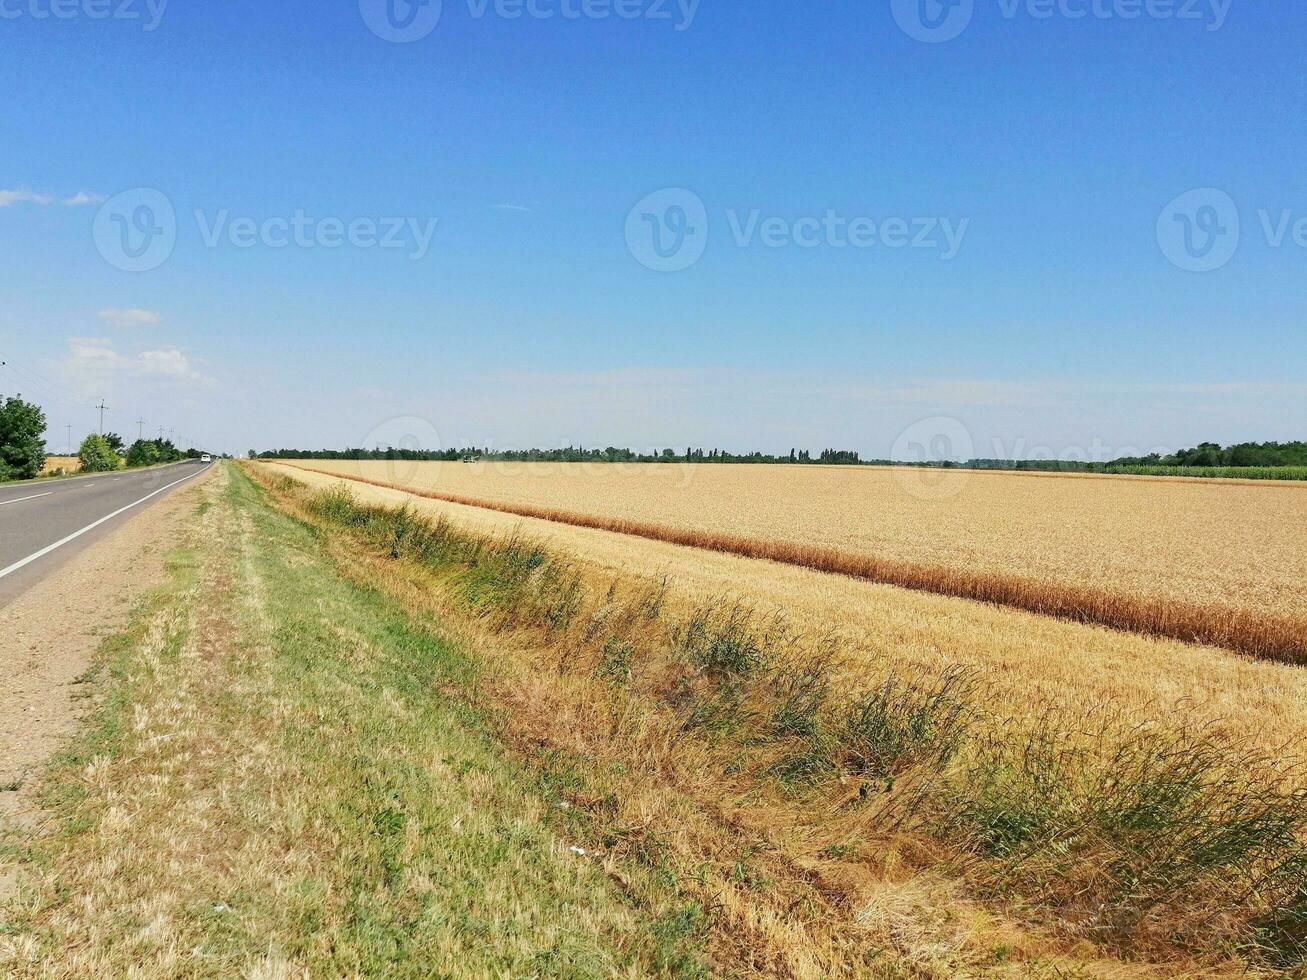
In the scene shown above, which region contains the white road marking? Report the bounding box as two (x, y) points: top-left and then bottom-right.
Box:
(0, 492), (54, 507)
(0, 466), (210, 582)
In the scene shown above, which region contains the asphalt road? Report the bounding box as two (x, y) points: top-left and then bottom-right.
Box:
(0, 460), (213, 607)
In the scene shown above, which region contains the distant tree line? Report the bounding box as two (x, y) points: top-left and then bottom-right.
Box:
(970, 441), (1307, 473)
(1112, 441), (1307, 468)
(79, 435), (201, 473)
(251, 440), (1307, 478)
(253, 445), (879, 465)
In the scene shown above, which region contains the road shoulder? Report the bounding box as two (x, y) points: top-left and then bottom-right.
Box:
(0, 464), (685, 976)
(0, 466), (212, 842)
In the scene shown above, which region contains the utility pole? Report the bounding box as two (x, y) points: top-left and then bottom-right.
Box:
(96, 400), (108, 435)
(137, 417), (145, 441)
(66, 424), (72, 454)
(158, 426), (165, 441)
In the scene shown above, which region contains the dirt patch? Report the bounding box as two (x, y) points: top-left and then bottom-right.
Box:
(0, 468), (214, 854)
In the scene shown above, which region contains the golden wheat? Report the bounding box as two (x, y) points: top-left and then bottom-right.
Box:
(276, 460), (1307, 662)
(39, 455), (80, 475)
(251, 463), (1306, 973)
(261, 461), (1307, 753)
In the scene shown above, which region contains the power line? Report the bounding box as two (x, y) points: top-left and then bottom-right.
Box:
(2, 357), (83, 405)
(1, 356), (217, 456)
(0, 363), (68, 409)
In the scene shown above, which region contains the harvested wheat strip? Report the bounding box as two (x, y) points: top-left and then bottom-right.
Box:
(280, 464), (1307, 666)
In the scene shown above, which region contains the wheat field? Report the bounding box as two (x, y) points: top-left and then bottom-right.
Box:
(254, 461), (1307, 971)
(276, 459), (1307, 661)
(39, 455), (80, 475)
(262, 460), (1307, 752)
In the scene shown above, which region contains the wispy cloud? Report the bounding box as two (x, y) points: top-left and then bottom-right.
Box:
(98, 308), (163, 328)
(491, 203), (533, 213)
(0, 189), (53, 208)
(62, 337), (212, 387)
(0, 187), (104, 208)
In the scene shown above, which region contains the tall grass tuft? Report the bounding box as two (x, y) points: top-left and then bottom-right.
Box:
(676, 603), (775, 679)
(839, 668), (975, 784)
(943, 719), (1307, 957)
(305, 483), (584, 632)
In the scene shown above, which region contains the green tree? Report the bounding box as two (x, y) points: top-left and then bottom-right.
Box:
(103, 432), (126, 454)
(0, 395), (48, 481)
(79, 434), (121, 473)
(125, 439), (160, 468)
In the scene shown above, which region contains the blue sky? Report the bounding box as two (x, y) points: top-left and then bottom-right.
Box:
(1, 0), (1304, 459)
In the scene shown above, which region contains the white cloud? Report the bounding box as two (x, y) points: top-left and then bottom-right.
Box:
(67, 337), (123, 365)
(62, 337), (210, 388)
(98, 308), (163, 328)
(139, 349), (197, 378)
(491, 203), (533, 213)
(0, 187), (104, 208)
(0, 188), (54, 208)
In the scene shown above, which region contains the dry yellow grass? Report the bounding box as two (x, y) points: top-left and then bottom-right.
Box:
(39, 455), (79, 475)
(261, 461), (1307, 754)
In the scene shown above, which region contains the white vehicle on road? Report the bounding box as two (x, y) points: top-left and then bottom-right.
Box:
(201, 454), (212, 463)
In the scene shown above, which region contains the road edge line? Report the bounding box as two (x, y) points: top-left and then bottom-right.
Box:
(0, 465), (211, 581)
